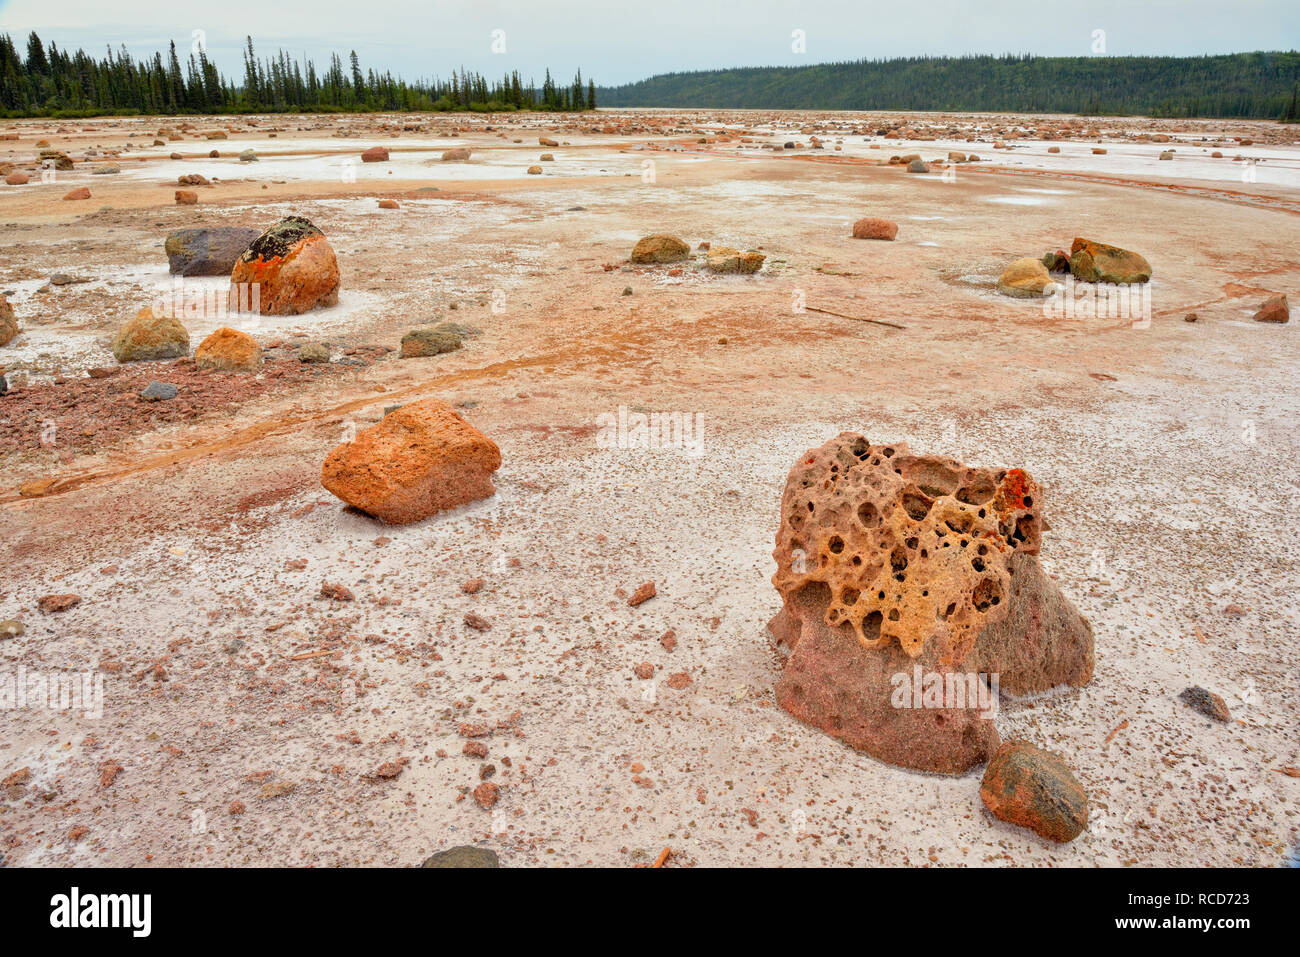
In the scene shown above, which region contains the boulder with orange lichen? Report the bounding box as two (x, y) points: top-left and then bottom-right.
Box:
(321, 398), (501, 525)
(229, 216), (340, 315)
(195, 327), (262, 372)
(767, 434), (1094, 774)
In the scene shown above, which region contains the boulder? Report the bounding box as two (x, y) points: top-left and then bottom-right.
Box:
(92, 164), (120, 175)
(165, 227), (261, 277)
(631, 235), (690, 264)
(238, 149), (258, 162)
(175, 189), (198, 205)
(39, 150), (73, 170)
(539, 153), (555, 161)
(998, 257), (1060, 298)
(320, 398), (501, 525)
(1068, 238), (1151, 284)
(195, 327), (262, 372)
(980, 741), (1089, 842)
(1041, 250), (1070, 272)
(1253, 294), (1289, 323)
(377, 199), (399, 209)
(852, 217), (898, 241)
(111, 307), (189, 362)
(4, 171), (29, 185)
(140, 381), (178, 401)
(229, 216), (340, 315)
(401, 323), (464, 357)
(441, 148), (471, 161)
(0, 296), (17, 347)
(539, 137), (559, 147)
(768, 435), (1094, 774)
(177, 173), (208, 186)
(704, 247), (765, 274)
(63, 187), (91, 201)
(526, 165), (543, 174)
(907, 159), (929, 173)
(1179, 686), (1232, 722)
(361, 146), (389, 162)
(296, 342), (330, 363)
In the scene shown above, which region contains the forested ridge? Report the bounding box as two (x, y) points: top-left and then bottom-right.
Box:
(599, 52), (1300, 119)
(0, 32), (598, 116)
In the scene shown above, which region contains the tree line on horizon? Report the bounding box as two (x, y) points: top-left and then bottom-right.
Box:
(598, 52), (1300, 120)
(0, 32), (598, 117)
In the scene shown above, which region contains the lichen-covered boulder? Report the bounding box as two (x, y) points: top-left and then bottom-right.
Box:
(631, 235), (689, 264)
(195, 327), (262, 372)
(980, 740), (1089, 842)
(321, 399), (501, 525)
(229, 216), (340, 315)
(998, 257), (1060, 298)
(705, 247), (765, 274)
(111, 307), (189, 362)
(768, 435), (1094, 774)
(165, 227), (261, 277)
(400, 323), (464, 358)
(1068, 238), (1151, 284)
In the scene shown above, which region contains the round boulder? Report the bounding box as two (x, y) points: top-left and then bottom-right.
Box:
(111, 307), (189, 362)
(980, 740), (1089, 842)
(852, 217), (898, 241)
(195, 327), (263, 372)
(998, 258), (1060, 299)
(631, 235), (690, 264)
(229, 216), (340, 315)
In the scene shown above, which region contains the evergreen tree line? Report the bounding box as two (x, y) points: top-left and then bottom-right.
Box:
(598, 52), (1300, 120)
(0, 32), (597, 117)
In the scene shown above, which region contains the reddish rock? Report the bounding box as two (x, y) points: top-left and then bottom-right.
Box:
(768, 434), (1094, 774)
(174, 189), (198, 205)
(62, 187), (90, 201)
(441, 148), (471, 161)
(464, 612), (492, 631)
(659, 629), (677, 652)
(851, 218), (898, 241)
(320, 399), (501, 525)
(463, 741), (489, 758)
(99, 759), (123, 788)
(319, 582), (355, 601)
(4, 171), (29, 186)
(460, 578), (485, 594)
(0, 296), (18, 346)
(1068, 237), (1151, 284)
(666, 672), (692, 690)
(628, 582), (656, 607)
(38, 594), (81, 614)
(633, 662), (655, 679)
(1253, 294), (1289, 323)
(361, 146), (389, 162)
(229, 216), (340, 315)
(195, 327), (262, 372)
(979, 740), (1088, 842)
(473, 781), (499, 809)
(377, 199), (399, 209)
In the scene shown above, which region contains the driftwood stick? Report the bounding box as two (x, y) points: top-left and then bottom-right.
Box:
(804, 305), (907, 330)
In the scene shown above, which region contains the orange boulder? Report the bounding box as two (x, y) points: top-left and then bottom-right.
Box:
(229, 216), (340, 315)
(195, 327), (262, 372)
(321, 399), (501, 525)
(851, 217), (898, 241)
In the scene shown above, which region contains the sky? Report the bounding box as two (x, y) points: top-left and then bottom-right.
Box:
(2, 0), (1298, 87)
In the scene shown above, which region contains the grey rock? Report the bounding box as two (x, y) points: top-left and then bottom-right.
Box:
(92, 164), (121, 175)
(165, 227), (261, 277)
(140, 381), (178, 402)
(907, 158), (930, 173)
(238, 149), (258, 162)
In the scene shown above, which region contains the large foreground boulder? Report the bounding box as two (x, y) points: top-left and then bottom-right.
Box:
(111, 307), (189, 362)
(165, 227), (262, 277)
(229, 216), (340, 315)
(1068, 238), (1151, 284)
(321, 399), (501, 525)
(980, 740), (1088, 842)
(768, 435), (1094, 774)
(631, 235), (689, 264)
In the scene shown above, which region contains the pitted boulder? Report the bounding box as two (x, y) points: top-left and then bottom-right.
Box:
(229, 216), (340, 315)
(768, 434), (1094, 774)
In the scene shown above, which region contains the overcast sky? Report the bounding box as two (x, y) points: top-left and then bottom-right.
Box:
(3, 0), (1298, 86)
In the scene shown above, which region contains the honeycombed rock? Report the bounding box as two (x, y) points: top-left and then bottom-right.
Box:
(768, 434), (1094, 774)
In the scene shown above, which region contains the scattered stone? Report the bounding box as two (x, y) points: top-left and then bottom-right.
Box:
(980, 740), (1089, 842)
(195, 327), (263, 372)
(463, 741), (489, 758)
(139, 381), (178, 402)
(473, 781), (499, 808)
(175, 189), (198, 205)
(998, 257), (1060, 298)
(539, 137), (559, 147)
(165, 227), (261, 277)
(1041, 249), (1071, 272)
(422, 846), (500, 868)
(460, 578), (485, 594)
(377, 199), (399, 209)
(4, 171), (29, 185)
(320, 398), (502, 525)
(0, 296), (17, 346)
(628, 582), (657, 607)
(40, 150), (73, 170)
(230, 216), (340, 315)
(666, 672), (692, 690)
(1184, 312), (1199, 322)
(112, 307), (189, 362)
(526, 164), (543, 174)
(63, 187), (91, 201)
(361, 146), (389, 162)
(1068, 237), (1152, 284)
(320, 583), (355, 601)
(1179, 686), (1232, 723)
(705, 247), (765, 274)
(659, 629), (677, 652)
(464, 612), (492, 631)
(296, 342), (330, 363)
(238, 149), (258, 162)
(622, 286), (633, 295)
(851, 217), (898, 241)
(0, 620), (24, 639)
(1253, 294), (1289, 323)
(400, 323), (464, 358)
(92, 164), (120, 175)
(177, 173), (208, 186)
(633, 662), (655, 679)
(38, 594), (82, 614)
(631, 235), (689, 264)
(441, 148), (471, 161)
(768, 435), (1094, 774)
(907, 158), (929, 173)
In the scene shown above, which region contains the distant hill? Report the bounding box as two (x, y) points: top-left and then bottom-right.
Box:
(598, 52), (1300, 119)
